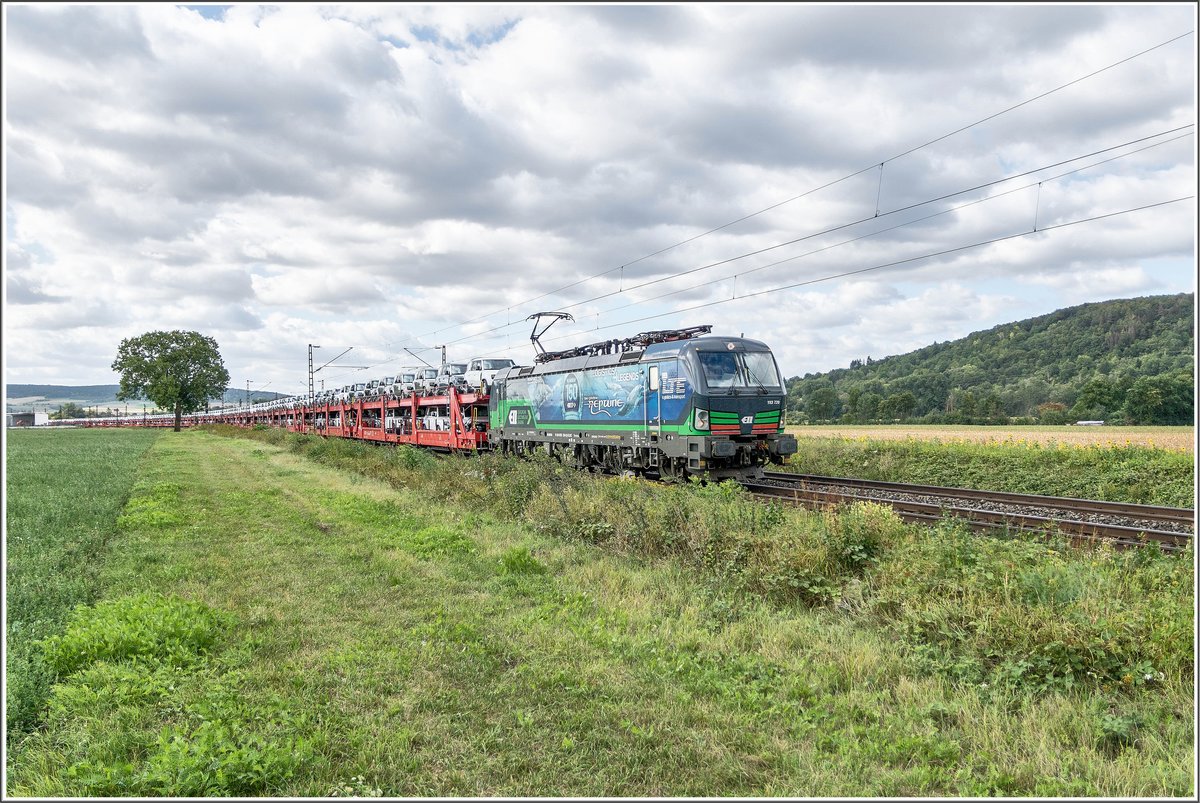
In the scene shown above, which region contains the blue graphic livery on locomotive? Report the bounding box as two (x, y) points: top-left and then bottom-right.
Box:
(489, 326), (797, 479)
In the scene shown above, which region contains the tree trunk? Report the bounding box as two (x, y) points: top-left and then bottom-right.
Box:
(174, 401), (182, 432)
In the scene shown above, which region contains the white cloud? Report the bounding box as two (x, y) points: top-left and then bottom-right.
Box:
(3, 3), (1194, 390)
(251, 270), (385, 310)
(1022, 264), (1162, 299)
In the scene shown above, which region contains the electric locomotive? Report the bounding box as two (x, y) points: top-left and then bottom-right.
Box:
(488, 326), (797, 479)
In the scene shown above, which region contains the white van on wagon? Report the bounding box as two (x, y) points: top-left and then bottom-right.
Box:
(462, 357), (516, 394)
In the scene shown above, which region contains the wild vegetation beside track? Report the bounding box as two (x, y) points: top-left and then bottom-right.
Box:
(5, 427), (1194, 797)
(780, 431), (1194, 508)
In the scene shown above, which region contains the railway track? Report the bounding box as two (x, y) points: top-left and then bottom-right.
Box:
(743, 471), (1194, 553)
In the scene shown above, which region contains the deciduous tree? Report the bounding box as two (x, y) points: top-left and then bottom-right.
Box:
(50, 402), (88, 420)
(111, 330), (230, 431)
(806, 386), (839, 422)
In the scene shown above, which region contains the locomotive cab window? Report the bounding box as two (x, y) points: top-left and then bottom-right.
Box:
(742, 352), (783, 388)
(698, 351), (740, 389)
(697, 351), (783, 392)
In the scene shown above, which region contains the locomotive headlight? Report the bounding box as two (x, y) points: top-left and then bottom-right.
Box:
(694, 409), (709, 431)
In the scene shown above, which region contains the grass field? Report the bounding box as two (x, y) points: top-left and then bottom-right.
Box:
(781, 428), (1195, 508)
(5, 428), (1194, 796)
(5, 427), (163, 740)
(787, 425), (1195, 453)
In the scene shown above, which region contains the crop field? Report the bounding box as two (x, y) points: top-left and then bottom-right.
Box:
(5, 427), (1194, 797)
(787, 425), (1195, 453)
(5, 427), (164, 739)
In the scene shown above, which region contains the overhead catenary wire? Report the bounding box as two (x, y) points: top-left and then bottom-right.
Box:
(316, 33), (1195, 386)
(549, 127), (1194, 316)
(526, 196), (1197, 346)
(373, 123), (1192, 365)
(321, 127), (1194, 380)
(541, 130), (1198, 335)
(411, 127), (1194, 356)
(321, 188), (1194, 385)
(386, 30), (1194, 352)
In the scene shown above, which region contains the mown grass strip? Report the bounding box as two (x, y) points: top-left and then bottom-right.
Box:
(6, 428), (1194, 797)
(5, 427), (162, 741)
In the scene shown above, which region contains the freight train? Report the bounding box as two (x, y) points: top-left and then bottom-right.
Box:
(77, 326), (798, 481)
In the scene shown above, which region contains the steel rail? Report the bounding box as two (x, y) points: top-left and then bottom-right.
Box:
(744, 475), (1193, 553)
(762, 471), (1196, 527)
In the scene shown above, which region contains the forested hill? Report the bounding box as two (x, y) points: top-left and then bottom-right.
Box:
(787, 293), (1194, 425)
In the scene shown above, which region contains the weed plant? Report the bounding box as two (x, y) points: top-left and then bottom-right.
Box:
(28, 592), (315, 796)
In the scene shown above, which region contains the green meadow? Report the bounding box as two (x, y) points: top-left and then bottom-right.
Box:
(5, 427), (1193, 797)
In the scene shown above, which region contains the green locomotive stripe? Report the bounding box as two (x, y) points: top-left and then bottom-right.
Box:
(707, 410), (780, 422)
(491, 401), (787, 439)
(494, 421), (792, 439)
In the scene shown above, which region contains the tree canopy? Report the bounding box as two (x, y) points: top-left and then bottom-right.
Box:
(111, 330), (230, 431)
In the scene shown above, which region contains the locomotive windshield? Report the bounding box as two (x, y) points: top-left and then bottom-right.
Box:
(743, 352), (783, 388)
(697, 351), (783, 391)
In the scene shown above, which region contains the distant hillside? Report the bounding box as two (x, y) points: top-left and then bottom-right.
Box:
(5, 384), (125, 404)
(787, 293), (1194, 425)
(5, 384), (287, 413)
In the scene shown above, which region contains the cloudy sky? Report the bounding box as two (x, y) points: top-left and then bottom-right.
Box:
(3, 3), (1196, 394)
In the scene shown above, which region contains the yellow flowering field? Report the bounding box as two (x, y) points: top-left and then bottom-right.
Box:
(785, 425), (1195, 453)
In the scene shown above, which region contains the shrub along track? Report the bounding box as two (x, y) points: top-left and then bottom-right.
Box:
(218, 429), (1194, 553)
(745, 472), (1194, 553)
